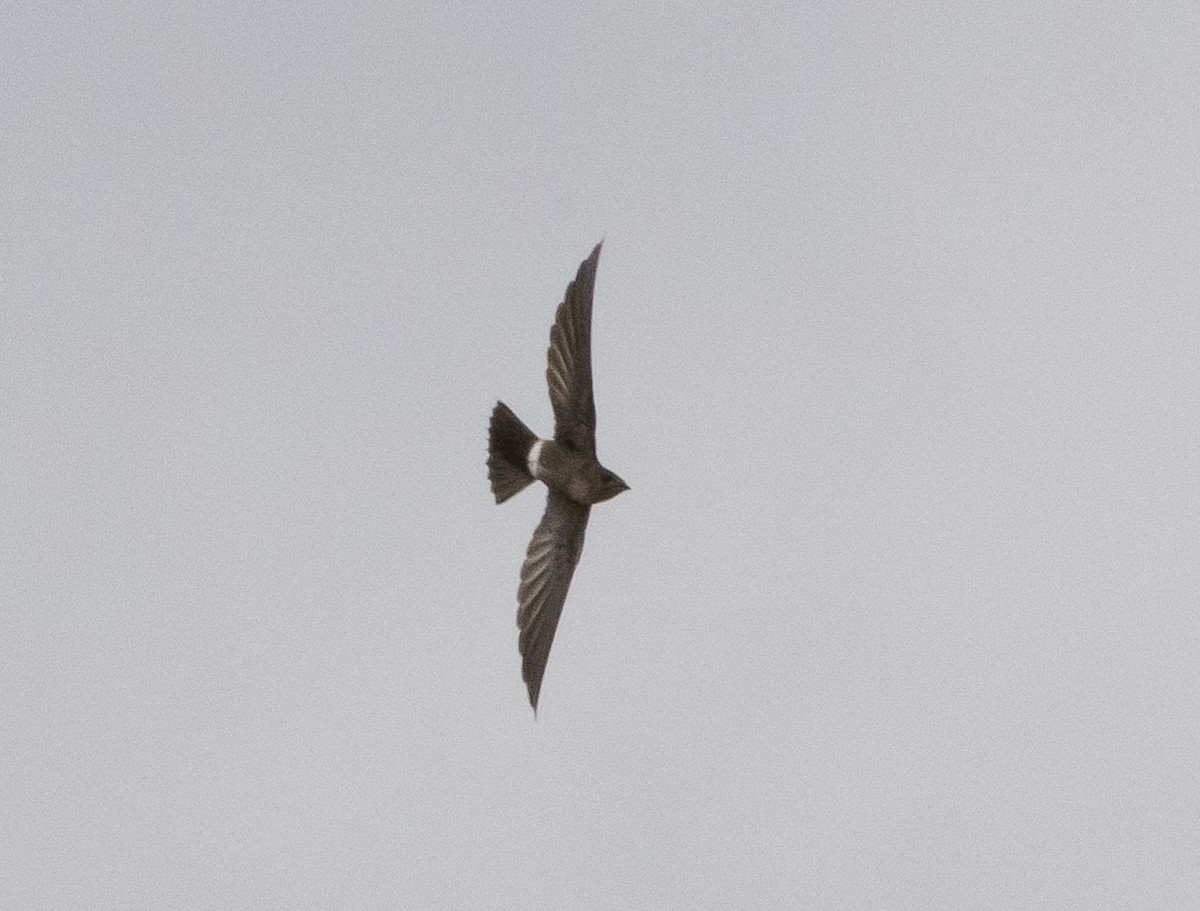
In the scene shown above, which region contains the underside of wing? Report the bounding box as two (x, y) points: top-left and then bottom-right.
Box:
(546, 243), (600, 454)
(517, 490), (591, 712)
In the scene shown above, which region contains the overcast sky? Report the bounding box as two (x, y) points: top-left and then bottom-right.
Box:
(3, 2), (1198, 908)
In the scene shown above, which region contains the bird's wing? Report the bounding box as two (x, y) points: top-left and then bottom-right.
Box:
(546, 243), (600, 454)
(517, 489), (591, 712)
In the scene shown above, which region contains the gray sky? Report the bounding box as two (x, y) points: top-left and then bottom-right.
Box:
(3, 2), (1198, 908)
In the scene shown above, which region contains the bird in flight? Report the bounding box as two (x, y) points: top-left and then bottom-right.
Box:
(487, 243), (629, 713)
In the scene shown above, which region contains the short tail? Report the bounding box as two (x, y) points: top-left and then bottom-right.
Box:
(488, 401), (538, 503)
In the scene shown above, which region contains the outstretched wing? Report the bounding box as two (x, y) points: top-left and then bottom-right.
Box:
(546, 243), (601, 454)
(517, 490), (591, 712)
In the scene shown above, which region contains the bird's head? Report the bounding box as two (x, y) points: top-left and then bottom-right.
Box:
(596, 468), (630, 503)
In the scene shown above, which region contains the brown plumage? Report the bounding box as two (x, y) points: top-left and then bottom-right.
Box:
(487, 243), (629, 712)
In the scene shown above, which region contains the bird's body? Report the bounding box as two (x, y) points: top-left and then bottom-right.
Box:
(529, 439), (625, 505)
(487, 243), (628, 712)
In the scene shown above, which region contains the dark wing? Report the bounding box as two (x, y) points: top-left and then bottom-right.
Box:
(546, 243), (601, 454)
(517, 489), (591, 712)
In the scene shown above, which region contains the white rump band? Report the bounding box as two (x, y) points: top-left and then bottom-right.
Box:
(527, 440), (544, 477)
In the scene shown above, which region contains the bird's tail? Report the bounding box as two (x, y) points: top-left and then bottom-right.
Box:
(488, 401), (538, 503)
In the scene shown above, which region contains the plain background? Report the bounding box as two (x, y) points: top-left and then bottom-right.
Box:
(3, 2), (1198, 908)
